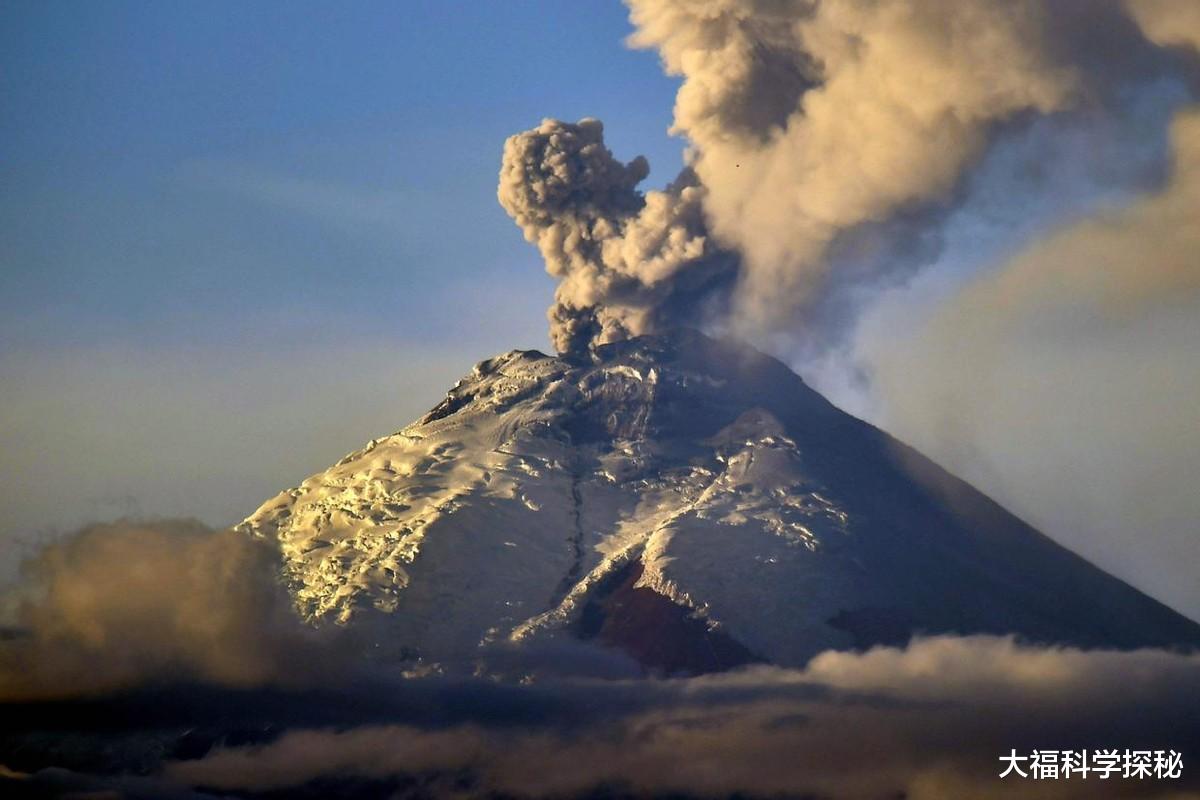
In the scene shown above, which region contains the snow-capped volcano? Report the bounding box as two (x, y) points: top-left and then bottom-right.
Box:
(238, 330), (1200, 673)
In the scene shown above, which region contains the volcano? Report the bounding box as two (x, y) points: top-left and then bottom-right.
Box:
(238, 330), (1200, 674)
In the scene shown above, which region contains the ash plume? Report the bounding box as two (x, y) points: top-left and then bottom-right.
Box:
(497, 118), (737, 353)
(859, 8), (1200, 620)
(495, 1), (1200, 617)
(500, 0), (1193, 352)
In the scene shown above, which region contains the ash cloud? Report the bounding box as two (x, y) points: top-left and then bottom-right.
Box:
(501, 0), (1189, 352)
(855, 12), (1200, 621)
(631, 0), (1075, 331)
(498, 118), (737, 353)
(1128, 0), (1200, 55)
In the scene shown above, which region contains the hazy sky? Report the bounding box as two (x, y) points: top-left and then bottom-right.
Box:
(0, 1), (685, 542)
(1, 2), (1196, 623)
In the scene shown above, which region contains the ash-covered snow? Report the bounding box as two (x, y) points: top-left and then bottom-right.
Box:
(239, 330), (1200, 674)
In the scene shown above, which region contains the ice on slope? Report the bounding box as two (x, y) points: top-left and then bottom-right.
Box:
(238, 335), (863, 666)
(239, 330), (1200, 672)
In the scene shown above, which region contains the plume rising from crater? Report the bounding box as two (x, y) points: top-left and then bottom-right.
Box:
(498, 118), (736, 353)
(500, 0), (1198, 352)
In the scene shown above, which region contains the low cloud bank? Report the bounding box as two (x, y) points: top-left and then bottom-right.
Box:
(0, 519), (343, 701)
(160, 636), (1200, 799)
(1, 522), (1197, 797)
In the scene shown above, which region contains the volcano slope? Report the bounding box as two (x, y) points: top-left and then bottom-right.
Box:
(238, 330), (1200, 674)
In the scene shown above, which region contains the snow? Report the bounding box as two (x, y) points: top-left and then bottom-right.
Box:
(237, 334), (854, 665)
(238, 329), (1200, 673)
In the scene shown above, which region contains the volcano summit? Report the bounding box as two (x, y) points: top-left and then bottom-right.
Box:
(238, 330), (1200, 675)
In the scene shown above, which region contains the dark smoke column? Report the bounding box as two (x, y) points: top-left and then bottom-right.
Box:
(498, 117), (735, 354)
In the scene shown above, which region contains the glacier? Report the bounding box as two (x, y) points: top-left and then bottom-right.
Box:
(238, 330), (1200, 674)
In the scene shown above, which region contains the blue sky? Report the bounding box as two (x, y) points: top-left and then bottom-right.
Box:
(0, 1), (684, 539)
(1, 1), (685, 350)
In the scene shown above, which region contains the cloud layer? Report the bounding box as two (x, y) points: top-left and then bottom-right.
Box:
(166, 636), (1200, 799)
(2, 525), (1197, 799)
(0, 519), (341, 700)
